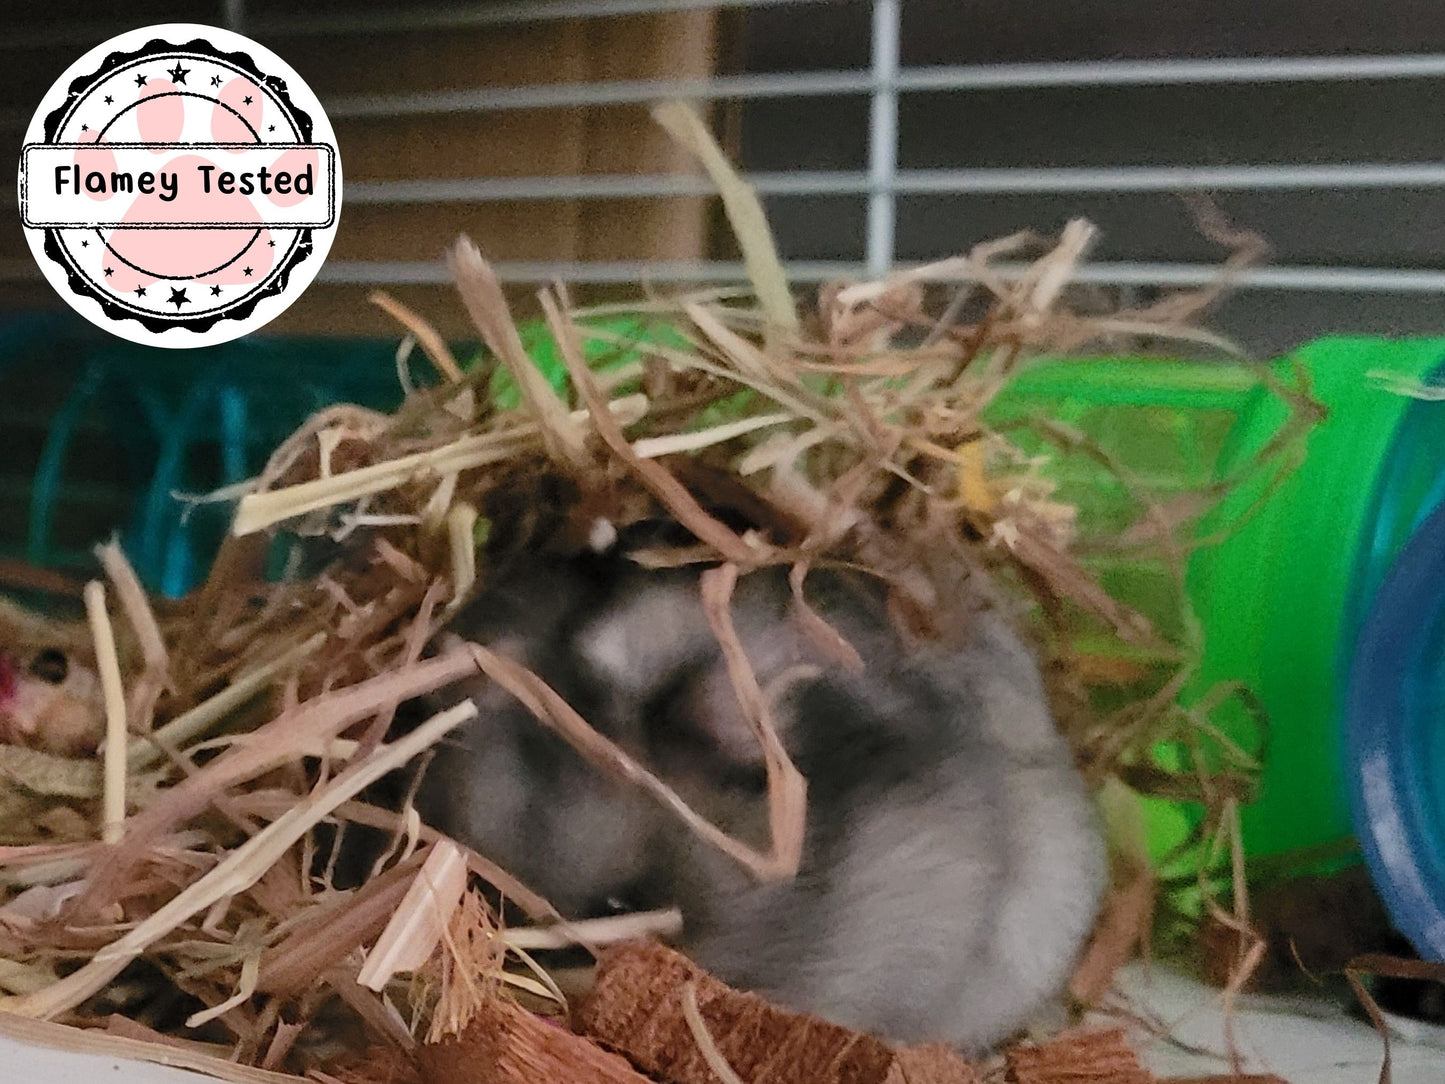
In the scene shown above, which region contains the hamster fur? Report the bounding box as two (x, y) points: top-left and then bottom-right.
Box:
(416, 552), (1106, 1052)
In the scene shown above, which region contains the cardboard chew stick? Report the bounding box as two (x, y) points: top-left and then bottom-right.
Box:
(576, 939), (976, 1084)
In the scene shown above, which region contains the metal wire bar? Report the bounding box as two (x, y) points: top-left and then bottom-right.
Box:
(222, 0), (247, 33)
(256, 0), (835, 37)
(0, 254), (1436, 294)
(313, 258), (1445, 293)
(865, 0), (901, 276)
(0, 0), (836, 50)
(324, 53), (1445, 118)
(3, 0), (1441, 298)
(342, 162), (1445, 205)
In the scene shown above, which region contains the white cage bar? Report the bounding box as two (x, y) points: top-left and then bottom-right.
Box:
(321, 52), (1445, 118)
(3, 0), (1443, 295)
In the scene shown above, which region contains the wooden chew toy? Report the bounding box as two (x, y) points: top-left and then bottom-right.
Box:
(417, 995), (652, 1084)
(1005, 1027), (1152, 1084)
(576, 939), (976, 1084)
(414, 940), (1274, 1084)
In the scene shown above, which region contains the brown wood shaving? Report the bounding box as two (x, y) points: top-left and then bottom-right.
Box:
(698, 563), (808, 881)
(1069, 862), (1158, 1009)
(369, 291), (464, 384)
(449, 239), (588, 473)
(541, 288), (767, 569)
(787, 562), (866, 675)
(889, 1045), (978, 1084)
(1004, 1028), (1153, 1084)
(1345, 952), (1445, 1084)
(70, 648), (482, 921)
(256, 850), (428, 997)
(465, 642), (794, 884)
(579, 939), (921, 1084)
(419, 995), (651, 1084)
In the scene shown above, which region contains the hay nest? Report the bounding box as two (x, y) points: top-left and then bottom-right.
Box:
(0, 104), (1317, 1079)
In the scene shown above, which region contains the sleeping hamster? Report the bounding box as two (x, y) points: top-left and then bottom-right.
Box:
(416, 550), (1106, 1052)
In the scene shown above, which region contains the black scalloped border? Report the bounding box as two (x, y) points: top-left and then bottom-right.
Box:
(36, 30), (323, 336)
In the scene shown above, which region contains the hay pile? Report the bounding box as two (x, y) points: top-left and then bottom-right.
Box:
(0, 104), (1315, 1080)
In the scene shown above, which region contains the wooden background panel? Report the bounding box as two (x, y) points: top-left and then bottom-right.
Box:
(263, 9), (720, 337)
(1, 8), (723, 338)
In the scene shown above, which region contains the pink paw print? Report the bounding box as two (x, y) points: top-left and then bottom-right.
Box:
(78, 72), (324, 298)
(24, 32), (338, 341)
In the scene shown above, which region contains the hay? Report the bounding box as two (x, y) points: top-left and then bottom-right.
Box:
(0, 102), (1317, 1079)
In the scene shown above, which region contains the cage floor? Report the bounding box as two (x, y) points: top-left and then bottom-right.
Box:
(1103, 961), (1445, 1083)
(2, 963), (1442, 1083)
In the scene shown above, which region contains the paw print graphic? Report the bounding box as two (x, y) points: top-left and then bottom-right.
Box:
(20, 26), (340, 346)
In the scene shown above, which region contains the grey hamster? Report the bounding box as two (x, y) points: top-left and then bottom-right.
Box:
(416, 550), (1107, 1052)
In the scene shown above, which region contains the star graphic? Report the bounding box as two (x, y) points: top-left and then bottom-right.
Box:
(210, 285), (222, 296)
(135, 286), (146, 297)
(210, 74), (222, 87)
(80, 124), (88, 132)
(103, 95), (113, 105)
(243, 95), (253, 105)
(267, 124), (275, 132)
(243, 266), (253, 276)
(167, 287), (189, 310)
(80, 240), (88, 248)
(167, 62), (189, 84)
(134, 73), (147, 87)
(267, 240), (275, 247)
(103, 267), (113, 277)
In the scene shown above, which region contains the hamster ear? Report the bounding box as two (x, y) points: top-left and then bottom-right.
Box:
(574, 574), (820, 768)
(643, 639), (821, 771)
(647, 658), (758, 768)
(574, 581), (716, 701)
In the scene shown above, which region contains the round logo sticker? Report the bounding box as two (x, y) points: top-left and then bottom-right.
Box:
(17, 23), (341, 348)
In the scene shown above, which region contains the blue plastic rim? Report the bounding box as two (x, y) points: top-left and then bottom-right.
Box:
(1346, 493), (1445, 961)
(1, 314), (409, 597)
(1346, 353), (1445, 644)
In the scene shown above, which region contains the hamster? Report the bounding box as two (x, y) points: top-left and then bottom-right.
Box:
(416, 549), (1107, 1053)
(0, 644), (103, 756)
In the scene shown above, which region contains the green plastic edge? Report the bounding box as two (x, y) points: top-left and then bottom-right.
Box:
(1183, 337), (1445, 870)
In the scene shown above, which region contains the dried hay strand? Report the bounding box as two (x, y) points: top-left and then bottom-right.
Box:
(0, 103), (1317, 1080)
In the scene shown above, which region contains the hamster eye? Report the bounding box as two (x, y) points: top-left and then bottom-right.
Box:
(639, 660), (715, 758)
(581, 894), (641, 920)
(720, 762), (768, 796)
(28, 649), (68, 685)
